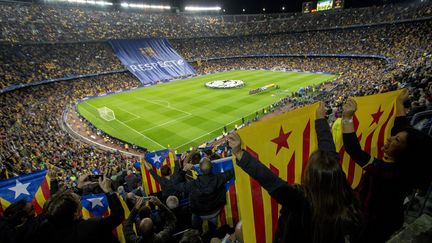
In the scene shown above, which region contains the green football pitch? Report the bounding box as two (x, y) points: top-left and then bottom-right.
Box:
(77, 70), (337, 152)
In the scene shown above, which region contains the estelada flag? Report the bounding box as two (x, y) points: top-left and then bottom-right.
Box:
(332, 90), (402, 188)
(81, 193), (133, 243)
(193, 157), (239, 228)
(235, 103), (320, 243)
(0, 170), (51, 215)
(140, 149), (175, 195)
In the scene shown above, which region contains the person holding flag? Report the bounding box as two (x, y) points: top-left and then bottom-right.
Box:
(34, 173), (125, 243)
(174, 157), (234, 234)
(228, 103), (363, 243)
(341, 89), (432, 242)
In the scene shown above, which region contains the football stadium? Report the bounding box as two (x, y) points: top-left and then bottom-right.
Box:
(1, 0), (432, 242)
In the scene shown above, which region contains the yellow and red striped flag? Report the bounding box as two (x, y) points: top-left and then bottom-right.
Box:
(140, 149), (175, 195)
(235, 103), (320, 243)
(0, 170), (51, 216)
(332, 90), (402, 188)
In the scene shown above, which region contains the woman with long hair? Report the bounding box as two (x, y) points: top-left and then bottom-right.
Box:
(228, 103), (363, 243)
(342, 90), (432, 242)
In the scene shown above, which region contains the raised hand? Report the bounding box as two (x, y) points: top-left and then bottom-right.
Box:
(98, 173), (113, 193)
(227, 132), (243, 159)
(342, 98), (357, 119)
(316, 102), (327, 120)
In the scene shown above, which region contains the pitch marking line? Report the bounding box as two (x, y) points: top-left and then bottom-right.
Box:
(123, 117), (141, 123)
(139, 113), (192, 133)
(86, 103), (166, 149)
(123, 94), (192, 116)
(175, 102), (273, 149)
(113, 105), (140, 119)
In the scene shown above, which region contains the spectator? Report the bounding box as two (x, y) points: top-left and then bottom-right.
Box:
(165, 195), (192, 233)
(227, 103), (363, 242)
(174, 158), (234, 233)
(341, 90), (432, 242)
(124, 196), (176, 243)
(35, 175), (124, 243)
(144, 158), (183, 201)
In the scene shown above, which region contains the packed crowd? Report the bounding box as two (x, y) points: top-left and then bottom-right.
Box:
(173, 20), (432, 66)
(0, 73), (141, 184)
(0, 57), (431, 243)
(1, 19), (430, 90)
(0, 2), (431, 241)
(0, 43), (123, 89)
(1, 1), (431, 42)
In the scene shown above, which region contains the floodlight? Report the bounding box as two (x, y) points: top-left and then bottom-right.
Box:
(185, 6), (222, 11)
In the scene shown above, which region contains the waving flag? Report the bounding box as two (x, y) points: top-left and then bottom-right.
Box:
(332, 90), (402, 188)
(193, 157), (239, 227)
(81, 193), (132, 243)
(0, 170), (51, 215)
(235, 103), (319, 243)
(140, 149), (175, 195)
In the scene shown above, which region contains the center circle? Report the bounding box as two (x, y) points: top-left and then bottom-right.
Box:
(205, 80), (245, 89)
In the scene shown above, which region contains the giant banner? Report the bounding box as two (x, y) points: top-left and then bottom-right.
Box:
(109, 38), (196, 84)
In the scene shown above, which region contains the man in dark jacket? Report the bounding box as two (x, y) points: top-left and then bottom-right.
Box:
(174, 158), (234, 232)
(144, 160), (184, 201)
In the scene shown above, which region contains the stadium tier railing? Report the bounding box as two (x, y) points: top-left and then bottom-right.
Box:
(0, 53), (392, 94)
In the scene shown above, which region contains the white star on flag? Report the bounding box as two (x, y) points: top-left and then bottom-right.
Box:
(8, 180), (31, 199)
(152, 154), (162, 163)
(87, 197), (105, 209)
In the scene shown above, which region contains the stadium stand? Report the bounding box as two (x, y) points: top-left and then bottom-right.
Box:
(0, 1), (431, 242)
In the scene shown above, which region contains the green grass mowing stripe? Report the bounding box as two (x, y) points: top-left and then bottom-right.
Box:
(78, 101), (166, 149)
(77, 70), (337, 151)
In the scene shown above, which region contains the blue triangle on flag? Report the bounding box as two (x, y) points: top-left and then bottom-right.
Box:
(0, 170), (47, 204)
(145, 149), (169, 169)
(81, 193), (109, 217)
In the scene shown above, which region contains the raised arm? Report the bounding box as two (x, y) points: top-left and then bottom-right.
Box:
(342, 98), (372, 167)
(124, 197), (146, 243)
(392, 89), (410, 135)
(96, 175), (125, 230)
(151, 197), (176, 242)
(315, 102), (337, 154)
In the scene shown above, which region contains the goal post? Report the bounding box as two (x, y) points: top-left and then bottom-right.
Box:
(98, 107), (116, 121)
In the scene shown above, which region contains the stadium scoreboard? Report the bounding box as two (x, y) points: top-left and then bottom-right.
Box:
(302, 0), (344, 13)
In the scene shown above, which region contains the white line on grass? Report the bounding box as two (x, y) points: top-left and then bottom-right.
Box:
(174, 102), (272, 149)
(113, 105), (140, 119)
(85, 103), (166, 149)
(139, 113), (192, 133)
(123, 94), (192, 116)
(123, 117), (141, 123)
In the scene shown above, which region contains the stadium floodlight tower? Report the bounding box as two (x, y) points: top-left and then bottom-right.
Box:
(98, 107), (116, 121)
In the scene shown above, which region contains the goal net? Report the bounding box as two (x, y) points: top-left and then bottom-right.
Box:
(98, 107), (115, 121)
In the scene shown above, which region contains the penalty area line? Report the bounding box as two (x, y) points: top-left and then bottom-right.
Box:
(86, 103), (166, 149)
